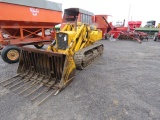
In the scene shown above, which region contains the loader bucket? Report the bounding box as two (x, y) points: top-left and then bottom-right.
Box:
(0, 47), (76, 105)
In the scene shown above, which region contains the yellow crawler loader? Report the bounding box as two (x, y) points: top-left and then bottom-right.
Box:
(0, 23), (103, 105)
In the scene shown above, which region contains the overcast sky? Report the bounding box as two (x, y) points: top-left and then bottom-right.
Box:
(48, 0), (159, 26)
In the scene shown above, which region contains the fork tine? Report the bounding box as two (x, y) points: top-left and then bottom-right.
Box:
(13, 80), (32, 92)
(25, 84), (43, 97)
(38, 90), (57, 106)
(8, 79), (28, 89)
(18, 82), (37, 95)
(0, 74), (20, 84)
(31, 88), (49, 101)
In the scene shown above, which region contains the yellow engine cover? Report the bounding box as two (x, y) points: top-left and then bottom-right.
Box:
(89, 30), (102, 42)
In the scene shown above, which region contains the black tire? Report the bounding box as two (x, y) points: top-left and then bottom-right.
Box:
(34, 44), (44, 49)
(1, 45), (20, 63)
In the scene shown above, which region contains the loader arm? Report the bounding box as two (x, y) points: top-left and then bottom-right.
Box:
(64, 24), (89, 54)
(61, 23), (74, 31)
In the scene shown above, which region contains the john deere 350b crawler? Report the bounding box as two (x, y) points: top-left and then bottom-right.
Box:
(0, 23), (103, 105)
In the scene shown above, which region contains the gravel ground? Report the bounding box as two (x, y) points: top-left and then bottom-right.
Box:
(0, 39), (160, 120)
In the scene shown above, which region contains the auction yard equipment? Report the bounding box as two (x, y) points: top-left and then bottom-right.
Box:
(61, 8), (94, 30)
(135, 20), (160, 38)
(0, 22), (103, 105)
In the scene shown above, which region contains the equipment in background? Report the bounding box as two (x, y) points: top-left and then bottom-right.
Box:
(101, 17), (148, 43)
(144, 21), (156, 28)
(153, 32), (160, 41)
(92, 15), (112, 39)
(135, 20), (160, 38)
(61, 8), (94, 29)
(92, 15), (150, 43)
(118, 31), (148, 43)
(99, 15), (128, 39)
(0, 0), (62, 63)
(92, 15), (132, 39)
(0, 22), (103, 105)
(128, 21), (142, 31)
(117, 21), (148, 43)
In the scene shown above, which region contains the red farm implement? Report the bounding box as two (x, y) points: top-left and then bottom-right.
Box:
(118, 31), (148, 43)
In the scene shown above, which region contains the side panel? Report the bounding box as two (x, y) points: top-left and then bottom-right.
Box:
(0, 2), (62, 25)
(0, 0), (62, 11)
(93, 15), (109, 28)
